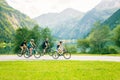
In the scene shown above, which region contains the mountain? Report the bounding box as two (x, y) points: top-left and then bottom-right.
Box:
(0, 0), (37, 42)
(34, 8), (84, 39)
(95, 0), (120, 10)
(34, 8), (83, 28)
(103, 9), (120, 29)
(72, 0), (120, 39)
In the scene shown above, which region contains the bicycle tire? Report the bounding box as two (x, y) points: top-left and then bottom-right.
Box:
(17, 49), (23, 57)
(34, 51), (41, 58)
(24, 51), (30, 58)
(63, 52), (71, 59)
(48, 49), (55, 56)
(52, 52), (59, 59)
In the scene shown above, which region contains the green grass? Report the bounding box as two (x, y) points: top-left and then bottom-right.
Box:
(0, 61), (120, 80)
(73, 53), (120, 56)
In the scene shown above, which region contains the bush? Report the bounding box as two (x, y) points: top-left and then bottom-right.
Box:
(108, 46), (120, 54)
(64, 44), (77, 53)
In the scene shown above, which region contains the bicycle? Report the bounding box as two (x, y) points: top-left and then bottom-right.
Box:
(52, 49), (71, 59)
(24, 48), (41, 58)
(40, 47), (55, 56)
(17, 48), (27, 57)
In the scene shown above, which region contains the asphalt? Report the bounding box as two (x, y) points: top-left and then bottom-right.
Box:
(0, 55), (120, 62)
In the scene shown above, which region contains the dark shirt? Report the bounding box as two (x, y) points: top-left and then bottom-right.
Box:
(57, 44), (60, 49)
(42, 40), (48, 48)
(20, 42), (26, 46)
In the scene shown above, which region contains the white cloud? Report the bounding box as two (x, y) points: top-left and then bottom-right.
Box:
(6, 0), (101, 18)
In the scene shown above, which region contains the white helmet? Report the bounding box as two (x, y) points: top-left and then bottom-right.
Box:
(31, 39), (34, 42)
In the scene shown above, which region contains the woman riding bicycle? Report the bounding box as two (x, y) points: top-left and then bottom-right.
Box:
(20, 40), (27, 53)
(57, 41), (64, 54)
(27, 39), (36, 56)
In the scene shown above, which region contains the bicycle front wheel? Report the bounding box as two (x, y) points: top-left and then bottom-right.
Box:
(63, 52), (71, 59)
(24, 51), (30, 58)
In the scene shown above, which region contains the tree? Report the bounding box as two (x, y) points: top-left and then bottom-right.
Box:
(107, 25), (120, 54)
(14, 27), (30, 52)
(77, 39), (89, 53)
(41, 27), (54, 48)
(14, 26), (54, 53)
(27, 25), (42, 45)
(87, 23), (110, 53)
(112, 25), (120, 47)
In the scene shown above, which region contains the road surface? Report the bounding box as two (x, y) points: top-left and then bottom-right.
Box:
(0, 55), (120, 62)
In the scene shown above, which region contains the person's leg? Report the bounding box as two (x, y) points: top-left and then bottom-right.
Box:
(43, 49), (45, 53)
(23, 45), (27, 52)
(43, 46), (47, 54)
(30, 48), (33, 56)
(58, 48), (61, 54)
(58, 48), (64, 54)
(20, 46), (23, 53)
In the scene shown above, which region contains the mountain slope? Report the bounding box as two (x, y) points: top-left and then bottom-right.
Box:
(103, 9), (120, 29)
(34, 8), (84, 39)
(72, 0), (120, 39)
(34, 8), (84, 27)
(0, 0), (37, 42)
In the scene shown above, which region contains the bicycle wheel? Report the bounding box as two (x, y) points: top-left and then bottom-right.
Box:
(63, 52), (71, 59)
(24, 51), (30, 58)
(40, 52), (45, 56)
(34, 51), (41, 58)
(52, 52), (59, 59)
(48, 49), (54, 56)
(17, 49), (23, 57)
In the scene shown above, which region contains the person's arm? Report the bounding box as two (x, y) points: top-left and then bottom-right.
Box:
(33, 42), (36, 47)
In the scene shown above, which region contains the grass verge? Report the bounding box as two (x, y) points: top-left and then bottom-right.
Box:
(0, 61), (120, 80)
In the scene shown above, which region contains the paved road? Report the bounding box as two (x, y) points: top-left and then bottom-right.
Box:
(0, 55), (120, 62)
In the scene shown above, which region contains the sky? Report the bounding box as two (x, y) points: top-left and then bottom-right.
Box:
(6, 0), (102, 18)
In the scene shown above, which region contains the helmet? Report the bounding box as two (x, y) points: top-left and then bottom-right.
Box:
(31, 39), (34, 42)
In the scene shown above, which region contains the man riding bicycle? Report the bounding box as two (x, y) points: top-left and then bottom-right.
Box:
(42, 38), (49, 53)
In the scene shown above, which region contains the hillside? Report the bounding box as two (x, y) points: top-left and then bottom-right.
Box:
(103, 9), (120, 29)
(34, 8), (83, 28)
(34, 8), (84, 39)
(71, 0), (120, 39)
(0, 0), (37, 42)
(34, 0), (120, 39)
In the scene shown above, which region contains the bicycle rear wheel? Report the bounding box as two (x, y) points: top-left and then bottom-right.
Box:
(24, 51), (30, 58)
(63, 52), (71, 59)
(17, 49), (23, 57)
(48, 49), (55, 56)
(52, 52), (59, 59)
(34, 51), (41, 58)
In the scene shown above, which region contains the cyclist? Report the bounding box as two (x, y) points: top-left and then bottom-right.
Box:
(42, 38), (49, 53)
(20, 40), (27, 53)
(57, 41), (64, 54)
(27, 39), (36, 56)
